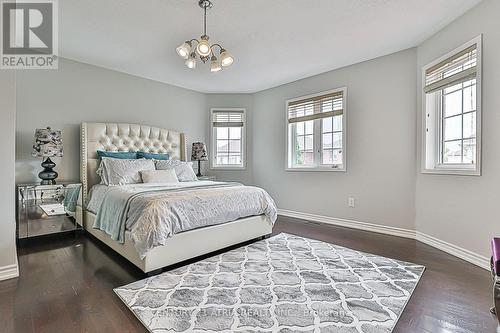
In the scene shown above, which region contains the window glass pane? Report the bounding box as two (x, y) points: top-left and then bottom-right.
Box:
(322, 117), (332, 133)
(304, 135), (313, 150)
(216, 140), (228, 153)
(443, 89), (462, 117)
(228, 154), (241, 165)
(463, 84), (476, 113)
(296, 122), (305, 135)
(444, 115), (462, 141)
(444, 82), (463, 94)
(332, 132), (342, 149)
(443, 140), (462, 164)
(462, 139), (476, 164)
(305, 120), (314, 135)
(216, 127), (229, 140)
(322, 149), (333, 164)
(297, 136), (305, 150)
(229, 127), (241, 139)
(217, 156), (229, 165)
(321, 149), (343, 165)
(295, 150), (303, 165)
(332, 115), (342, 132)
(463, 112), (476, 139)
(332, 149), (343, 165)
(229, 140), (241, 153)
(302, 152), (314, 165)
(322, 133), (332, 149)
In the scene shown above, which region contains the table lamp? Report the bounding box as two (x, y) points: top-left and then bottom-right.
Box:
(32, 127), (63, 185)
(191, 142), (208, 177)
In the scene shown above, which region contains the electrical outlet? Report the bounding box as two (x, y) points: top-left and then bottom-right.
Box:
(348, 197), (355, 208)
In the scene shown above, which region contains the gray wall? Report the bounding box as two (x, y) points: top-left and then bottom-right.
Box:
(416, 0), (500, 258)
(0, 71), (18, 272)
(248, 49), (417, 230)
(205, 94), (254, 185)
(16, 58), (207, 183)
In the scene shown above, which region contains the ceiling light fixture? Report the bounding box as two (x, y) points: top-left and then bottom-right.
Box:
(176, 0), (233, 72)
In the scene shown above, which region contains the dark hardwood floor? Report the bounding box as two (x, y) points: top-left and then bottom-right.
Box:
(0, 216), (497, 332)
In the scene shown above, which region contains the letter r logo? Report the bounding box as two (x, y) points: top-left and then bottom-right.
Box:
(2, 1), (53, 54)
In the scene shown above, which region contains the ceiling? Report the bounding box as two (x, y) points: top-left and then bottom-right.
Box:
(60, 0), (481, 93)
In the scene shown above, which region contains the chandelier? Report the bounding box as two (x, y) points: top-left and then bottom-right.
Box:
(176, 0), (234, 72)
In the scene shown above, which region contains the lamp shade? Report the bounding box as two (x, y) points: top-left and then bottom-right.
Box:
(191, 142), (208, 161)
(176, 41), (191, 59)
(185, 52), (197, 69)
(32, 127), (63, 158)
(220, 49), (234, 67)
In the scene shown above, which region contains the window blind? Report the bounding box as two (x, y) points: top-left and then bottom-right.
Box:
(288, 91), (343, 123)
(424, 44), (477, 94)
(212, 110), (244, 127)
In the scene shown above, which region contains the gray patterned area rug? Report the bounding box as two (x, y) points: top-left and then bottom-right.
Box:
(115, 233), (424, 333)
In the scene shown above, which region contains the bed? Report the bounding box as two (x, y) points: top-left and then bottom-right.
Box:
(78, 122), (274, 273)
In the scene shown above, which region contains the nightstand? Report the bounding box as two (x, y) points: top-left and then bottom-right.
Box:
(197, 175), (216, 181)
(16, 182), (83, 240)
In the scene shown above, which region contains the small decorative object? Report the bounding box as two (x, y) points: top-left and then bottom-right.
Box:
(32, 127), (64, 185)
(175, 0), (234, 72)
(191, 142), (208, 177)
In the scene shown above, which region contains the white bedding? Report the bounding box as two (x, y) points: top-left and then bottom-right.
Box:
(87, 181), (277, 258)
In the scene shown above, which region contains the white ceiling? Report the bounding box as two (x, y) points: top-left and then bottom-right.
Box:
(60, 0), (481, 93)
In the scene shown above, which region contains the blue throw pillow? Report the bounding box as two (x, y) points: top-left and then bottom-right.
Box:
(137, 152), (170, 160)
(97, 150), (137, 160)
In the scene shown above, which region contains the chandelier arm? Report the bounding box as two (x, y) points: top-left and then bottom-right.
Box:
(210, 44), (223, 53)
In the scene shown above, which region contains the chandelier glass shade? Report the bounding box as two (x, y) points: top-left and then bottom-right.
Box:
(176, 0), (233, 72)
(210, 55), (222, 72)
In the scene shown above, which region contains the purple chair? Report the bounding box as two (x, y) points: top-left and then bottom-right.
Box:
(491, 238), (500, 323)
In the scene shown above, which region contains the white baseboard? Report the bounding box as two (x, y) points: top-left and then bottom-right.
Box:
(278, 209), (416, 239)
(415, 231), (490, 270)
(278, 209), (489, 271)
(0, 262), (19, 281)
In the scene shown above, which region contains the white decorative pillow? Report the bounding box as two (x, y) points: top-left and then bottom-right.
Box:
(155, 160), (198, 182)
(140, 169), (179, 184)
(99, 158), (155, 186)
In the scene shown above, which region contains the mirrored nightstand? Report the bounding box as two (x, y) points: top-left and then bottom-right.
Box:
(16, 182), (83, 240)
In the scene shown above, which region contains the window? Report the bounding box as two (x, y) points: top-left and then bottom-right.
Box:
(422, 36), (482, 175)
(286, 88), (346, 171)
(210, 108), (246, 169)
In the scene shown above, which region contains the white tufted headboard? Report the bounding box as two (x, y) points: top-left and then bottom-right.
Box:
(80, 122), (186, 205)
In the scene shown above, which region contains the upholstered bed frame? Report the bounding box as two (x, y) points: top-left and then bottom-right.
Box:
(79, 122), (272, 273)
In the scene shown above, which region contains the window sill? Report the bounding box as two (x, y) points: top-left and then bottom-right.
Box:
(210, 166), (246, 171)
(421, 168), (480, 176)
(285, 167), (346, 173)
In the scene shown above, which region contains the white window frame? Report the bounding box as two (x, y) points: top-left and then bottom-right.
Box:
(285, 87), (347, 172)
(421, 35), (482, 176)
(210, 108), (246, 170)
